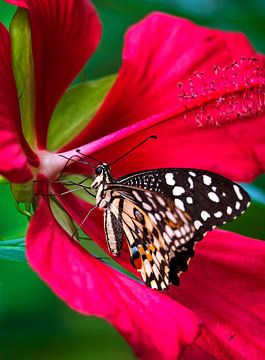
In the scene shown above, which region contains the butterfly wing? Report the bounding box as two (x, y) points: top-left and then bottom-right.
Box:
(118, 168), (250, 285)
(104, 183), (195, 290)
(118, 168), (251, 235)
(104, 209), (123, 256)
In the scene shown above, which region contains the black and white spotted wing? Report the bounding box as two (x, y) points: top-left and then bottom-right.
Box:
(118, 168), (251, 236)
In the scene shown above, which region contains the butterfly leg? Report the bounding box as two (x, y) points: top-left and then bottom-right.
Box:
(70, 206), (97, 241)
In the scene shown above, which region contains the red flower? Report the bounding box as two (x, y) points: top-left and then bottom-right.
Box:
(1, 1), (265, 359)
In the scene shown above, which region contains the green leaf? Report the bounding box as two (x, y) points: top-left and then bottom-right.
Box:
(50, 199), (79, 241)
(0, 1), (17, 28)
(10, 8), (36, 149)
(0, 238), (26, 263)
(47, 74), (116, 151)
(61, 174), (95, 204)
(0, 238), (25, 246)
(10, 180), (34, 203)
(0, 175), (8, 184)
(0, 246), (26, 262)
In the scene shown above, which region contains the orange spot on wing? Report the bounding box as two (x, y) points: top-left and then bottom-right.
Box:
(146, 251), (153, 262)
(147, 244), (155, 253)
(138, 245), (145, 255)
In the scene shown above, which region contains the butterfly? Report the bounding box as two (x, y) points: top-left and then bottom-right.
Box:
(90, 161), (251, 291)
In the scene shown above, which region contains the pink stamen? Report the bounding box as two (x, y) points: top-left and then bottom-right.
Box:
(177, 57), (265, 127)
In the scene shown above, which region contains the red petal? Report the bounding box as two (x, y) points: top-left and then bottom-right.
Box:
(0, 24), (32, 182)
(51, 184), (265, 358)
(65, 14), (265, 182)
(27, 198), (199, 360)
(9, 0), (101, 149)
(171, 230), (265, 359)
(5, 0), (28, 6)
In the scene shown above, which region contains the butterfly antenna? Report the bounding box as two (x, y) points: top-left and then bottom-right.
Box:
(58, 154), (97, 180)
(110, 135), (157, 166)
(59, 154), (96, 168)
(76, 149), (101, 164)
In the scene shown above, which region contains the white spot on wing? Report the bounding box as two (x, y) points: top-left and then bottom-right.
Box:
(148, 213), (157, 225)
(201, 210), (210, 221)
(175, 229), (181, 238)
(153, 264), (160, 280)
(233, 184), (243, 200)
(132, 190), (142, 202)
(188, 177), (194, 189)
(194, 220), (203, 230)
(189, 171), (196, 177)
(155, 213), (161, 221)
(214, 211), (222, 218)
(167, 211), (177, 223)
(143, 202), (152, 211)
(208, 192), (220, 203)
(165, 173), (175, 186)
(182, 228), (188, 238)
(148, 197), (156, 208)
(227, 206), (232, 215)
(150, 280), (157, 289)
(235, 201), (241, 210)
(174, 198), (185, 211)
(163, 232), (171, 245)
(165, 225), (174, 237)
(160, 281), (167, 290)
(156, 252), (164, 263)
(173, 186), (185, 196)
(144, 259), (152, 276)
(157, 196), (166, 207)
(186, 196), (193, 204)
(203, 175), (212, 185)
(184, 224), (190, 233)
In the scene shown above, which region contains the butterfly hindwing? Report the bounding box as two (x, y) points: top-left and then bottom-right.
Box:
(118, 168), (251, 235)
(103, 183), (195, 290)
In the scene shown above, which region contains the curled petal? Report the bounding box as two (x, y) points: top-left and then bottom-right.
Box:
(66, 14), (265, 182)
(0, 24), (32, 182)
(27, 198), (199, 360)
(8, 0), (102, 149)
(172, 230), (265, 359)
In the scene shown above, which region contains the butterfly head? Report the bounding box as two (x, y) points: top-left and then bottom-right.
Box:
(91, 163), (113, 190)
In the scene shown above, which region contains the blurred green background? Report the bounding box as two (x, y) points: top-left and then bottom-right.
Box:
(0, 0), (265, 359)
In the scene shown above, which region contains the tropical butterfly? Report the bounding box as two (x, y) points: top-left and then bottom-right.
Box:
(85, 138), (251, 291)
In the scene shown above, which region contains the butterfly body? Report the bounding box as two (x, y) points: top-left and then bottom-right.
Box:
(91, 164), (250, 290)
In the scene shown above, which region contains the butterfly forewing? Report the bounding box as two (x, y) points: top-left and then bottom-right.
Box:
(118, 168), (250, 235)
(103, 184), (195, 290)
(104, 209), (123, 256)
